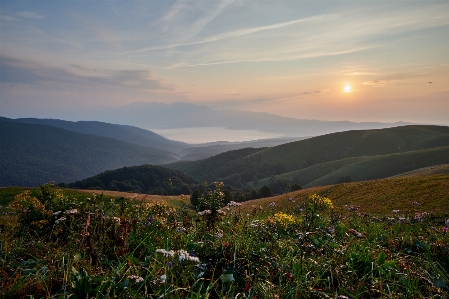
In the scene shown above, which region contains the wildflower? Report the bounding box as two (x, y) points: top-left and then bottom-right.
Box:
(147, 216), (154, 224)
(309, 194), (334, 210)
(64, 209), (78, 214)
(216, 232), (223, 238)
(250, 220), (260, 227)
(176, 227), (187, 233)
(55, 217), (66, 224)
(274, 212), (295, 226)
(197, 210), (211, 216)
(156, 249), (175, 257)
(112, 217), (120, 224)
(178, 250), (200, 263)
(128, 275), (144, 283)
(446, 219), (449, 226)
(288, 197), (295, 202)
(328, 226), (335, 233)
(160, 274), (166, 283)
(168, 262), (173, 268)
(393, 210), (399, 213)
(269, 202), (276, 207)
(412, 201), (421, 206)
(443, 227), (448, 233)
(228, 201), (241, 207)
(52, 211), (61, 216)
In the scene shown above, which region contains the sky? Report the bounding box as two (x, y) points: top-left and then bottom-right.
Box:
(1, 0), (448, 126)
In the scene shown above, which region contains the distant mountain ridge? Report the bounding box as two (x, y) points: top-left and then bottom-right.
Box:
(0, 117), (189, 154)
(77, 101), (413, 137)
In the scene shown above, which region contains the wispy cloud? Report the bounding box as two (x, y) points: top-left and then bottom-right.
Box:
(362, 80), (393, 87)
(0, 15), (19, 21)
(0, 55), (173, 91)
(18, 11), (45, 20)
(124, 13), (337, 55)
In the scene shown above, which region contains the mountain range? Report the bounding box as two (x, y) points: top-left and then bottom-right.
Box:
(2, 110), (448, 189)
(71, 101), (413, 136)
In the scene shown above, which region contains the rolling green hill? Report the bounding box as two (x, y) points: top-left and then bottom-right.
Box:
(64, 164), (199, 195)
(249, 125), (449, 173)
(0, 120), (177, 186)
(166, 125), (449, 190)
(252, 146), (449, 188)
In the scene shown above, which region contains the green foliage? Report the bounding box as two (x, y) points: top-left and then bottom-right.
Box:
(1, 182), (449, 298)
(190, 190), (202, 207)
(259, 185), (272, 198)
(197, 182), (225, 213)
(65, 164), (198, 195)
(290, 183), (302, 191)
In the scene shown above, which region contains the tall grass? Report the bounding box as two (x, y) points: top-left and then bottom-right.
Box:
(1, 183), (448, 298)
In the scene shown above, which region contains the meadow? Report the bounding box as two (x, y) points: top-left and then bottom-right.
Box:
(1, 177), (448, 298)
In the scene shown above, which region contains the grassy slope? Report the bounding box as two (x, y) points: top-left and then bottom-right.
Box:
(166, 125), (449, 186)
(241, 174), (449, 217)
(390, 163), (449, 177)
(251, 125), (449, 173)
(252, 146), (449, 188)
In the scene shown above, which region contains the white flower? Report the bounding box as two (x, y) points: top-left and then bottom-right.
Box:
(392, 210), (399, 213)
(178, 250), (200, 263)
(160, 274), (166, 283)
(128, 275), (144, 283)
(156, 249), (175, 257)
(269, 202), (276, 207)
(64, 209), (78, 214)
(55, 217), (66, 224)
(197, 210), (212, 216)
(52, 211), (61, 216)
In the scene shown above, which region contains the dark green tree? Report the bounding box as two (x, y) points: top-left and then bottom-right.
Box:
(290, 183), (302, 191)
(259, 185), (272, 198)
(190, 190), (202, 207)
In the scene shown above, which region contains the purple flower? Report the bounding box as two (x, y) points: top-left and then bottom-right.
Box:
(168, 262), (173, 268)
(443, 227), (448, 233)
(147, 216), (154, 224)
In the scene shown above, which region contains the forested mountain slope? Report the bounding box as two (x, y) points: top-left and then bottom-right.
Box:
(0, 121), (177, 186)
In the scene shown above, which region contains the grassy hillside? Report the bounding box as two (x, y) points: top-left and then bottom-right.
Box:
(240, 174), (449, 217)
(167, 125), (449, 190)
(0, 117), (189, 154)
(390, 163), (449, 177)
(0, 121), (177, 186)
(251, 125), (449, 173)
(252, 146), (449, 188)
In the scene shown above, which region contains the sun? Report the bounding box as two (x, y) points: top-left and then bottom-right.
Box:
(344, 85), (352, 92)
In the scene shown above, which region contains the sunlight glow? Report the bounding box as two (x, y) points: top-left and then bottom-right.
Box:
(344, 85), (352, 92)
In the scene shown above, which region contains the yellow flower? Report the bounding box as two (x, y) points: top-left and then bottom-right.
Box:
(309, 194), (334, 210)
(274, 212), (296, 226)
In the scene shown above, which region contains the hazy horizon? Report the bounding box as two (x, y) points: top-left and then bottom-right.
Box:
(1, 1), (448, 127)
